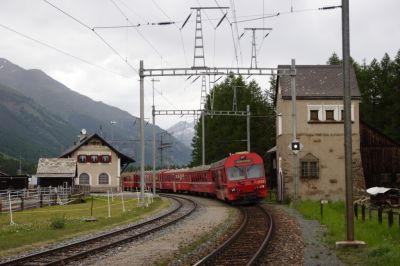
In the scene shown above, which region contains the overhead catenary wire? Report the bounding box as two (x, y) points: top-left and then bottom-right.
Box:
(151, 0), (188, 66)
(43, 0), (175, 110)
(108, 0), (167, 64)
(0, 23), (125, 78)
(42, 0), (139, 74)
(232, 5), (342, 24)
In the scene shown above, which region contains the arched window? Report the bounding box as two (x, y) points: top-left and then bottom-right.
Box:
(79, 173), (90, 185)
(99, 173), (109, 185)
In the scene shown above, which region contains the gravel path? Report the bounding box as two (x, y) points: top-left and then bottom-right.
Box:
(268, 203), (345, 266)
(81, 195), (238, 266)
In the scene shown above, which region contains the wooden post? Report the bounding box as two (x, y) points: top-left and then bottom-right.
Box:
(53, 189), (57, 205)
(388, 210), (393, 227)
(361, 205), (365, 222)
(354, 203), (358, 219)
(90, 195), (94, 217)
(107, 191), (111, 218)
(20, 196), (24, 211)
(320, 201), (323, 222)
(378, 207), (383, 224)
(39, 190), (43, 208)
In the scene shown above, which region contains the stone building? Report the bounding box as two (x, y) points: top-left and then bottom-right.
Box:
(60, 131), (135, 192)
(273, 65), (365, 201)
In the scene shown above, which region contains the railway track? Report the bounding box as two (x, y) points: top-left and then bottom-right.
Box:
(0, 194), (197, 266)
(194, 204), (273, 266)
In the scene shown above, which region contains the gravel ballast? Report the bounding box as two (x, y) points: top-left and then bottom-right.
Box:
(82, 195), (238, 266)
(265, 203), (345, 266)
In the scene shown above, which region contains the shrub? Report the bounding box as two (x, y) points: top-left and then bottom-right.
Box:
(49, 214), (66, 229)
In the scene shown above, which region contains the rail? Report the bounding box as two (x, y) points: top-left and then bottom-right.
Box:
(194, 205), (273, 266)
(0, 194), (197, 266)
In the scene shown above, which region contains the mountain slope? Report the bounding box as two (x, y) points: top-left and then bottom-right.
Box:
(0, 82), (77, 160)
(0, 58), (191, 165)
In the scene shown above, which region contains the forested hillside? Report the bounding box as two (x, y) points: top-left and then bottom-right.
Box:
(328, 50), (400, 142)
(191, 75), (275, 165)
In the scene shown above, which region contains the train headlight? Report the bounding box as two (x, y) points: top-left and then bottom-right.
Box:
(257, 185), (265, 189)
(231, 188), (236, 192)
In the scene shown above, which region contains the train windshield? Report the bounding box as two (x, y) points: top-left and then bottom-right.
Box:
(227, 166), (246, 180)
(247, 164), (264, 179)
(227, 164), (264, 180)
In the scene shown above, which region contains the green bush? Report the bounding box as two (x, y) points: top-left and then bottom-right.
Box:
(49, 214), (66, 229)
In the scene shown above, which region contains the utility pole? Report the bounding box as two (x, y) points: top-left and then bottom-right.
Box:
(151, 78), (159, 195)
(342, 0), (353, 242)
(335, 0), (364, 249)
(202, 111), (205, 165)
(158, 132), (172, 168)
(243, 27), (272, 68)
(290, 59), (298, 201)
(139, 60), (145, 204)
(246, 105), (250, 151)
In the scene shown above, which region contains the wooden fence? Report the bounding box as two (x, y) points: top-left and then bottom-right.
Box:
(0, 186), (85, 213)
(354, 203), (400, 228)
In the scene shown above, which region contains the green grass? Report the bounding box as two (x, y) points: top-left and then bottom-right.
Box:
(0, 196), (169, 256)
(294, 201), (400, 266)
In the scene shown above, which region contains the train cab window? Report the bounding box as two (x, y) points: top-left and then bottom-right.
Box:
(227, 166), (246, 181)
(247, 164), (264, 178)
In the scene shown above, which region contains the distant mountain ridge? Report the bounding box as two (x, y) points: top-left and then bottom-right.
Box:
(0, 58), (191, 166)
(167, 120), (195, 149)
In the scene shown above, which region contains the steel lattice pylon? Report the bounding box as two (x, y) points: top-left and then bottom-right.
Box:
(200, 75), (207, 110)
(193, 8), (206, 68)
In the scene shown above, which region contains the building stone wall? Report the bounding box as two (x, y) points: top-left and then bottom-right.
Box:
(276, 94), (365, 201)
(70, 143), (121, 192)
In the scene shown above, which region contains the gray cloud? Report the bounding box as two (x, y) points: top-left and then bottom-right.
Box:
(0, 0), (399, 129)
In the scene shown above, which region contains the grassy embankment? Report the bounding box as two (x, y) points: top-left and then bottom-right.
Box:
(294, 201), (400, 266)
(0, 195), (169, 256)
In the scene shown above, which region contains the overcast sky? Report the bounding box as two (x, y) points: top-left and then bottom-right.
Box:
(0, 0), (399, 129)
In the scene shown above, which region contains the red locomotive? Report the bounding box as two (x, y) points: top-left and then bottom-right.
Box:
(121, 152), (267, 203)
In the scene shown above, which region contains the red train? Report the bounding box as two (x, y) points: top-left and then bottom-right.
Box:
(121, 152), (267, 203)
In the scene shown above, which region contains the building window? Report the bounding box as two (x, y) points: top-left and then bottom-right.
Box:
(99, 173), (109, 185)
(277, 114), (282, 136)
(325, 110), (334, 121)
(101, 155), (111, 163)
(310, 110), (319, 121)
(300, 153), (319, 179)
(89, 139), (102, 146)
(79, 173), (90, 184)
(90, 155), (98, 163)
(341, 110), (344, 121)
(78, 155), (87, 163)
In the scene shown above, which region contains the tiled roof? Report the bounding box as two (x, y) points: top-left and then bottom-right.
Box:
(59, 133), (135, 164)
(277, 65), (361, 99)
(36, 158), (77, 178)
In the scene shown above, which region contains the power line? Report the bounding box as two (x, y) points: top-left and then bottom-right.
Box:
(151, 0), (188, 66)
(116, 0), (148, 22)
(0, 23), (124, 77)
(43, 0), (172, 110)
(43, 0), (139, 74)
(232, 6), (342, 24)
(109, 0), (164, 61)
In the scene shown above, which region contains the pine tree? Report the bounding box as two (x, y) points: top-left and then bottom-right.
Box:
(190, 75), (275, 165)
